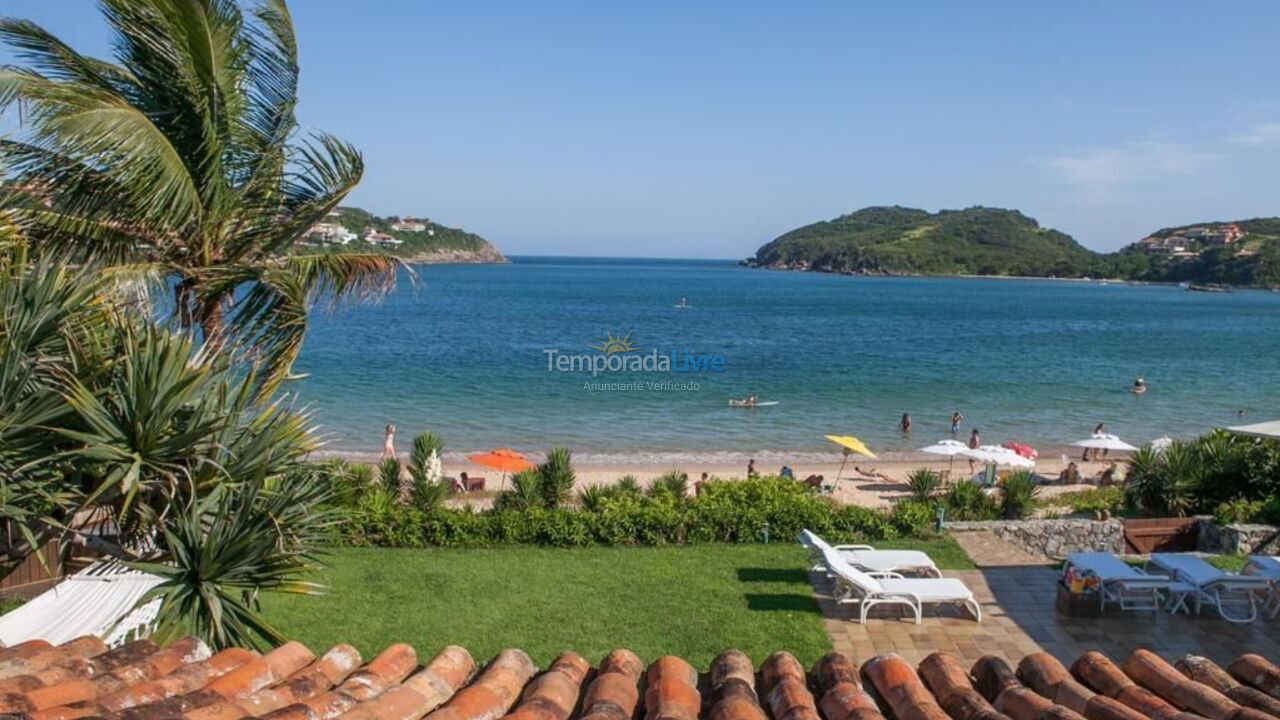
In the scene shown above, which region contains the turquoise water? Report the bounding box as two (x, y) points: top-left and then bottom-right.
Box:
(294, 257), (1279, 462)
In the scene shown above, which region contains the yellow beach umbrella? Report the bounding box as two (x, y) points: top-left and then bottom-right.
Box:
(825, 435), (877, 486)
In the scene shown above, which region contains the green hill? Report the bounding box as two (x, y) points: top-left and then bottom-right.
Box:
(303, 206), (506, 263)
(749, 206), (1104, 277)
(1113, 218), (1280, 287)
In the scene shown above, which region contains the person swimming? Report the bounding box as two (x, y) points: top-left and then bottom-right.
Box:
(1131, 377), (1146, 394)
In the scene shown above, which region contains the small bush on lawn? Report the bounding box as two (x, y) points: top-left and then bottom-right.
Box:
(906, 468), (942, 502)
(940, 480), (1000, 521)
(341, 475), (902, 547)
(1045, 486), (1125, 516)
(1000, 470), (1040, 519)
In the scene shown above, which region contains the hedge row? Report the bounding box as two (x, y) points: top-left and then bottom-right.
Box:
(338, 476), (928, 548)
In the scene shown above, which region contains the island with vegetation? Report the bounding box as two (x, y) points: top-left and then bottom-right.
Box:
(747, 205), (1280, 287)
(301, 206), (508, 264)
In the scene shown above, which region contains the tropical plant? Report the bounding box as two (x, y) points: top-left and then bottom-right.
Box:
(615, 475), (642, 496)
(377, 457), (402, 497)
(647, 470), (689, 499)
(939, 480), (998, 521)
(999, 470), (1041, 520)
(0, 0), (402, 396)
(406, 432), (449, 510)
(577, 485), (608, 512)
(906, 468), (942, 503)
(496, 470), (544, 512)
(538, 447), (575, 509)
(135, 472), (335, 650)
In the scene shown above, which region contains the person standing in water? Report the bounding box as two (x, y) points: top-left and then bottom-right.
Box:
(900, 413), (912, 434)
(951, 410), (964, 435)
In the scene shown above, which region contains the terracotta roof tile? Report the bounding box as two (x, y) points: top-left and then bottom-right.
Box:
(5, 635), (1280, 720)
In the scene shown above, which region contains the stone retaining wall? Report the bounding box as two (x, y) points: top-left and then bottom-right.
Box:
(947, 518), (1125, 560)
(1197, 518), (1280, 554)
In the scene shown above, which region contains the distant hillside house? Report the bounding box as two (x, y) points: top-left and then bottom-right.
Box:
(1137, 236), (1188, 254)
(390, 218), (430, 232)
(364, 228), (403, 247)
(308, 222), (356, 245)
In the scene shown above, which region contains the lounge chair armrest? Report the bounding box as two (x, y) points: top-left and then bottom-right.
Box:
(868, 571), (904, 579)
(833, 544), (875, 551)
(872, 590), (922, 604)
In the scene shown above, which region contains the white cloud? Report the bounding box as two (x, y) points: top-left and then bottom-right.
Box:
(1040, 141), (1218, 196)
(1231, 121), (1280, 145)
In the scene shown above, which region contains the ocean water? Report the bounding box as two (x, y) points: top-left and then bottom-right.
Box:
(293, 257), (1279, 462)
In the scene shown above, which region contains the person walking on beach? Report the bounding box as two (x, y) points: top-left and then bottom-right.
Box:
(1084, 422), (1106, 461)
(951, 410), (964, 435)
(967, 428), (980, 472)
(382, 424), (396, 460)
(899, 413), (912, 435)
(747, 458), (758, 478)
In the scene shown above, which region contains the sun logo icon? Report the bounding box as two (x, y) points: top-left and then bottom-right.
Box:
(591, 330), (638, 356)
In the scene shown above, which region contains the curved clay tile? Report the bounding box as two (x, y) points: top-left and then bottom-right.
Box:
(1177, 656), (1280, 717)
(645, 655), (701, 720)
(862, 654), (952, 720)
(102, 648), (259, 716)
(967, 656), (1085, 720)
(421, 649), (537, 720)
(1230, 656), (1280, 702)
(708, 650), (766, 720)
(1070, 651), (1200, 720)
(401, 645), (477, 715)
(0, 636), (107, 682)
(503, 651), (589, 720)
(917, 652), (1009, 720)
(1123, 649), (1272, 720)
(261, 644), (420, 720)
(227, 644), (363, 718)
(813, 652), (884, 720)
(762, 651), (820, 720)
(16, 638), (205, 714)
(1018, 652), (1147, 720)
(579, 649), (642, 720)
(0, 640), (53, 665)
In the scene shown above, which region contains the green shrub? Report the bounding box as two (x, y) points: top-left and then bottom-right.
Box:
(577, 485), (609, 511)
(906, 468), (942, 502)
(378, 457), (402, 495)
(615, 475), (642, 496)
(940, 480), (999, 521)
(890, 500), (936, 536)
(1051, 486), (1125, 515)
(648, 470), (689, 499)
(1213, 499), (1266, 525)
(999, 470), (1040, 519)
(538, 447), (576, 509)
(338, 475), (899, 548)
(496, 470), (544, 511)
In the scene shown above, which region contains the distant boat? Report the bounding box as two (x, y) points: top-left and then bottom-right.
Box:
(673, 297), (692, 309)
(1187, 284), (1231, 293)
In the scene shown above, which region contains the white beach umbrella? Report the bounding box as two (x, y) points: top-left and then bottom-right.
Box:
(919, 439), (969, 471)
(961, 445), (1036, 468)
(1070, 433), (1139, 452)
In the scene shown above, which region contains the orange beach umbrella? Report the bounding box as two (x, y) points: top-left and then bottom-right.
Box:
(467, 448), (536, 489)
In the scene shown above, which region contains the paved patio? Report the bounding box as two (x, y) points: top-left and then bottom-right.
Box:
(816, 533), (1280, 666)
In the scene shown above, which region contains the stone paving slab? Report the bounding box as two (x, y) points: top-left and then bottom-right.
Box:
(815, 564), (1280, 667)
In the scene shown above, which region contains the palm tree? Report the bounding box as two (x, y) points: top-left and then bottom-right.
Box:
(0, 0), (400, 395)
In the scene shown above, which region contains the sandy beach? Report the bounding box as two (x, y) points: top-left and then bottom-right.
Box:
(321, 448), (1126, 509)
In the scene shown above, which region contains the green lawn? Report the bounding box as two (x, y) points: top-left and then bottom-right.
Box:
(264, 538), (971, 667)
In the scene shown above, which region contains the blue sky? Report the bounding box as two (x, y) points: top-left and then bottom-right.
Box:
(4, 2), (1280, 258)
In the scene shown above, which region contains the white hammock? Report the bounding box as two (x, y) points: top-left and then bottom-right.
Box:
(0, 560), (163, 647)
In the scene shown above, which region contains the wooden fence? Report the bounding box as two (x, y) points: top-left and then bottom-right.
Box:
(1123, 517), (1200, 553)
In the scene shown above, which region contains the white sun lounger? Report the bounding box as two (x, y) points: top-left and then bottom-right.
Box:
(797, 529), (942, 577)
(1147, 553), (1271, 624)
(819, 546), (980, 624)
(1243, 555), (1280, 617)
(0, 560), (164, 647)
(1064, 552), (1174, 612)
